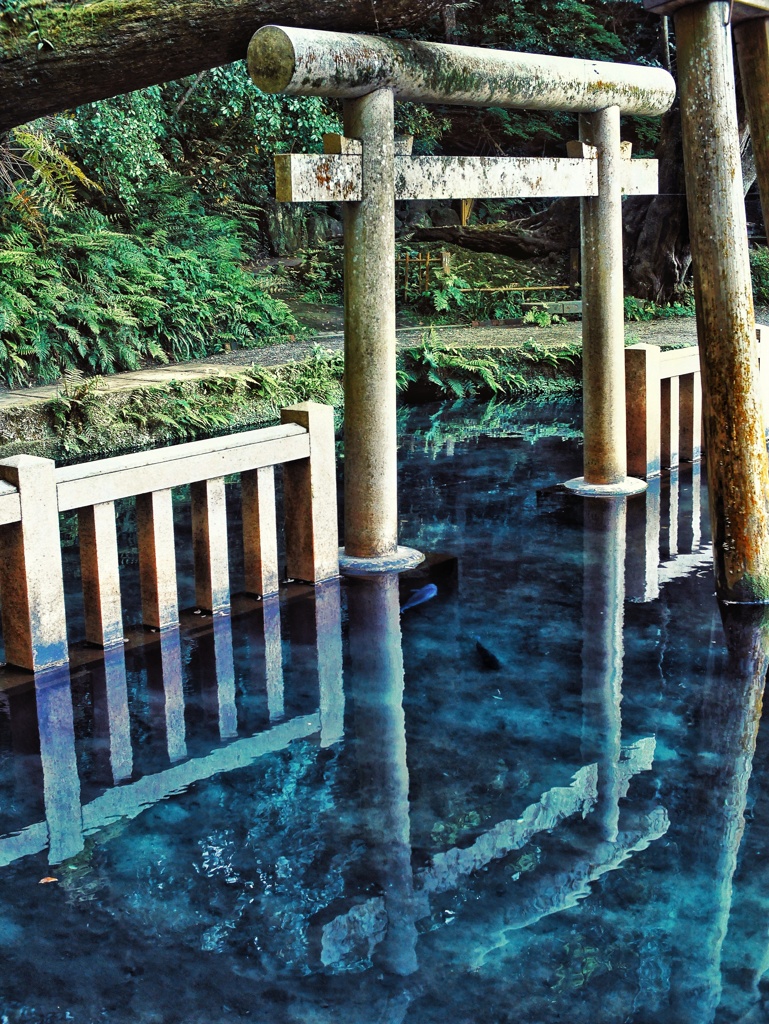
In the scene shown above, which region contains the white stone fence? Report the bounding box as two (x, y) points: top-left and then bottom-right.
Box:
(0, 401), (338, 674)
(625, 325), (769, 478)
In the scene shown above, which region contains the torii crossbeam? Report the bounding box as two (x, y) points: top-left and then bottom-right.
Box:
(249, 27), (676, 573)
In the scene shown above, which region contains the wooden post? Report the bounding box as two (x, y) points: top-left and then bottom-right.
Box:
(342, 88), (399, 560)
(676, 1), (769, 602)
(735, 17), (769, 240)
(0, 456), (68, 673)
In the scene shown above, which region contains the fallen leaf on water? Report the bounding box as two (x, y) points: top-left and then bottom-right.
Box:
(38, 877), (58, 885)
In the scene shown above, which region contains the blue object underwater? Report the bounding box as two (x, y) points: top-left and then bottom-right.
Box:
(400, 582), (438, 614)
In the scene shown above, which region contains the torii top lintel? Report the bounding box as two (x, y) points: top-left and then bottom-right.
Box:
(248, 26), (675, 117)
(644, 0), (769, 21)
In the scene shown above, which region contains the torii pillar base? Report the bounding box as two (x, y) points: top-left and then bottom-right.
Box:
(339, 546), (424, 577)
(564, 477), (647, 498)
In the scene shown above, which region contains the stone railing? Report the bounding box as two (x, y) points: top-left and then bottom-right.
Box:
(0, 580), (344, 866)
(625, 324), (769, 479)
(0, 401), (338, 674)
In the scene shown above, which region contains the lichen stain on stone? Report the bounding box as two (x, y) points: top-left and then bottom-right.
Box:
(315, 160), (333, 189)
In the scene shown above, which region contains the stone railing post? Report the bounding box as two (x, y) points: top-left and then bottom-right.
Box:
(282, 401), (339, 583)
(0, 456), (68, 673)
(625, 344), (662, 479)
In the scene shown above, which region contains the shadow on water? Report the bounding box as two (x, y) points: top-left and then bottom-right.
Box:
(0, 400), (767, 1023)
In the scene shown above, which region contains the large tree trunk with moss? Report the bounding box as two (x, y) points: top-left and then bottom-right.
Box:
(0, 0), (449, 133)
(623, 102), (691, 302)
(410, 197), (579, 258)
(625, 97), (755, 301)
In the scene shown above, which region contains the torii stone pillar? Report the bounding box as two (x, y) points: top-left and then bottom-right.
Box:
(644, 0), (769, 603)
(341, 89), (410, 567)
(565, 111), (646, 497)
(249, 26), (674, 572)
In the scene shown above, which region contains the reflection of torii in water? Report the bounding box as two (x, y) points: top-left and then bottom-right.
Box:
(318, 502), (668, 978)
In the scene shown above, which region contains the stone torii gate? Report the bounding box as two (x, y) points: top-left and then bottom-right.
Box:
(642, 0), (769, 604)
(248, 27), (675, 573)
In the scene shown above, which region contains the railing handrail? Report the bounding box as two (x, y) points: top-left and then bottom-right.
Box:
(57, 421), (307, 484)
(658, 346), (700, 380)
(0, 402), (339, 673)
(56, 421), (310, 511)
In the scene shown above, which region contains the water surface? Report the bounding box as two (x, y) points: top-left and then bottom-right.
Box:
(0, 397), (765, 1024)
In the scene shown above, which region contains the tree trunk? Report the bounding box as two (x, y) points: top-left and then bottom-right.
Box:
(0, 0), (450, 133)
(623, 101), (691, 302)
(409, 197), (579, 258)
(625, 95), (756, 302)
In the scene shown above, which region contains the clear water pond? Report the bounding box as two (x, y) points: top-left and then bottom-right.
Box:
(0, 397), (766, 1024)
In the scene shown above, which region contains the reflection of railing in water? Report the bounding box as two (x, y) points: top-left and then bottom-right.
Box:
(625, 324), (769, 479)
(0, 583), (344, 867)
(319, 738), (665, 971)
(0, 401), (338, 674)
(626, 464), (710, 603)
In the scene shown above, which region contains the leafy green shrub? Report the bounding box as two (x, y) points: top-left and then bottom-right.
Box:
(0, 180), (300, 385)
(624, 294), (696, 322)
(293, 242), (344, 304)
(55, 88), (170, 215)
(523, 307), (566, 328)
(751, 246), (769, 305)
(397, 336), (580, 400)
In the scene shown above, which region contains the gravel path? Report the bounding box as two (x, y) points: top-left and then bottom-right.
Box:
(2, 305), (767, 413)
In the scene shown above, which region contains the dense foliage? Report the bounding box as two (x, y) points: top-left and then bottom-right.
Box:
(0, 178), (300, 385)
(750, 246), (769, 305)
(0, 2), (670, 387)
(0, 64), (338, 384)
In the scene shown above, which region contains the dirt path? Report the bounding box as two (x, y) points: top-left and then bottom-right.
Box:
(3, 307), (762, 414)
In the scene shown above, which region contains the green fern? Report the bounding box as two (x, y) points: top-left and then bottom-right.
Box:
(0, 182), (302, 386)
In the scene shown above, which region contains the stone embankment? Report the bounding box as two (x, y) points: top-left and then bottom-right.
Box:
(0, 318), (699, 464)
